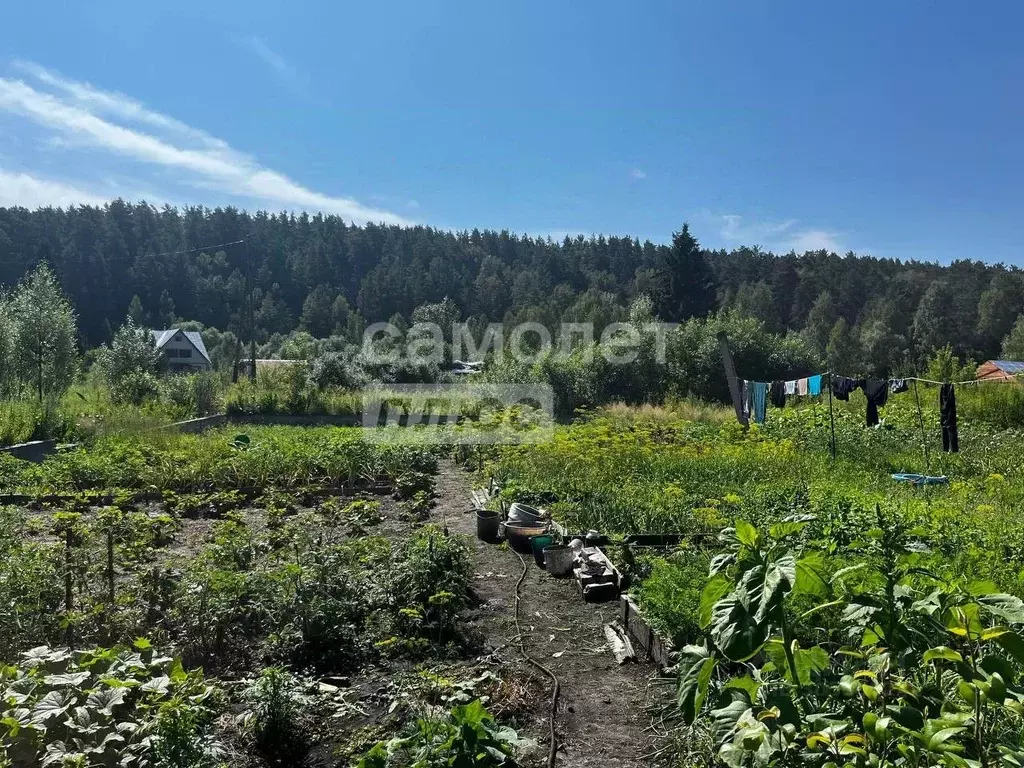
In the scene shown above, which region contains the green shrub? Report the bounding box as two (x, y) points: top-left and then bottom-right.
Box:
(240, 667), (308, 763)
(637, 549), (707, 649)
(355, 699), (532, 768)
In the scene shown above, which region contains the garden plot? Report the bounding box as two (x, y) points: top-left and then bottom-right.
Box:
(478, 404), (1024, 766)
(0, 426), (549, 767)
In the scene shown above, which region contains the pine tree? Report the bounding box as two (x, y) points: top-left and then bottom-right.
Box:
(658, 224), (716, 321)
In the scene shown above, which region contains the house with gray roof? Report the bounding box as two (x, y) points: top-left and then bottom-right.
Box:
(150, 329), (213, 373)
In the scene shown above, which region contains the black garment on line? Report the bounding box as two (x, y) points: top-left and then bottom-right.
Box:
(940, 383), (959, 453)
(863, 378), (889, 427)
(890, 378), (909, 394)
(831, 376), (861, 401)
(769, 380), (786, 408)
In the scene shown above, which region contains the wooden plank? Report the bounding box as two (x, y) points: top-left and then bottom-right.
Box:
(619, 594), (674, 668)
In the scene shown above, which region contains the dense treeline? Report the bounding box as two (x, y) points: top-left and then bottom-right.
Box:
(2, 200), (1023, 375)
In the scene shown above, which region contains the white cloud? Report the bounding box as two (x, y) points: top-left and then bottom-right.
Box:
(785, 229), (842, 253)
(0, 63), (411, 224)
(629, 167), (647, 180)
(0, 167), (108, 208)
(713, 212), (843, 253)
(246, 37), (295, 76)
(11, 60), (227, 150)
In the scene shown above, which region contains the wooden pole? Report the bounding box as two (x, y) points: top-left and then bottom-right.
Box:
(717, 332), (748, 427)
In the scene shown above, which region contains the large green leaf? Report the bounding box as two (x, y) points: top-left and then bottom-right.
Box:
(677, 645), (717, 725)
(709, 553), (736, 577)
(766, 639), (829, 686)
(42, 671), (91, 688)
(699, 575), (732, 630)
(979, 594), (1024, 625)
(736, 556), (795, 624)
(923, 646), (963, 664)
(709, 595), (768, 662)
(85, 688), (126, 717)
(30, 690), (73, 725)
(795, 552), (829, 598)
(735, 521), (761, 549)
(709, 694), (752, 745)
(995, 631), (1024, 666)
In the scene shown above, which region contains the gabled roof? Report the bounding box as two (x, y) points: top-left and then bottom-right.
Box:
(989, 360), (1024, 374)
(150, 329), (212, 365)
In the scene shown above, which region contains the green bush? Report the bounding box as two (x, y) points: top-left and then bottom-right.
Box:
(637, 549), (707, 649)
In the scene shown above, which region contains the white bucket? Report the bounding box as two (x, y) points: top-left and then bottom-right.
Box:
(543, 545), (575, 577)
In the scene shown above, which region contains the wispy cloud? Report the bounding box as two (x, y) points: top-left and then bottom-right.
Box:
(11, 60), (227, 150)
(244, 37), (312, 99)
(629, 167), (647, 180)
(246, 37), (296, 77)
(710, 212), (844, 253)
(0, 63), (410, 223)
(0, 167), (108, 208)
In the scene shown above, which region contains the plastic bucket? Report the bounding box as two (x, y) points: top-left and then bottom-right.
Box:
(544, 545), (575, 577)
(476, 509), (500, 542)
(531, 534), (555, 567)
(505, 521), (549, 553)
(508, 502), (545, 524)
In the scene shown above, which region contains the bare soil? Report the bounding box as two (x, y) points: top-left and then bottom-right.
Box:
(433, 461), (662, 768)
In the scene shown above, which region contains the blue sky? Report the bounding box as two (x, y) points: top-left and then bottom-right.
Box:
(0, 2), (1021, 263)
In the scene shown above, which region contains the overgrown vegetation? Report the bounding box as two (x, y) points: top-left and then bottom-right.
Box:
(481, 394), (1024, 766)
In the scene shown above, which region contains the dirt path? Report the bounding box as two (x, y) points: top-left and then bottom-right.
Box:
(433, 461), (660, 768)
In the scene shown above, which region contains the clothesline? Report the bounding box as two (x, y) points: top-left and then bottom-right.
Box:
(744, 370), (1024, 388)
(737, 369), (963, 460)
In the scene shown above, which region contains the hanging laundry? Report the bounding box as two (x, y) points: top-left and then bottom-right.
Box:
(797, 378), (809, 396)
(751, 382), (768, 424)
(940, 383), (959, 453)
(831, 376), (860, 401)
(863, 379), (889, 427)
(769, 380), (786, 408)
(741, 380), (750, 422)
(785, 380), (797, 396)
(808, 375), (822, 396)
(890, 378), (909, 394)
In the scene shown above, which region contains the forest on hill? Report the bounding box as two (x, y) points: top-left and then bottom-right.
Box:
(1, 200), (1023, 376)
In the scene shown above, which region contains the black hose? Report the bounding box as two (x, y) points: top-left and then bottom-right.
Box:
(512, 549), (561, 768)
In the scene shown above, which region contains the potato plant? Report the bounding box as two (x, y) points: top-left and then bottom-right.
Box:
(0, 640), (220, 767)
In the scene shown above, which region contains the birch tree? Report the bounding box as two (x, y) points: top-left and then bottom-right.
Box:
(12, 264), (78, 403)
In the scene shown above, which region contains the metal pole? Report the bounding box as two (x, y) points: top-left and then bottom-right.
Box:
(827, 372), (837, 460)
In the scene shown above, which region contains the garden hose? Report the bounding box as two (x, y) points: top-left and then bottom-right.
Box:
(512, 549), (561, 768)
